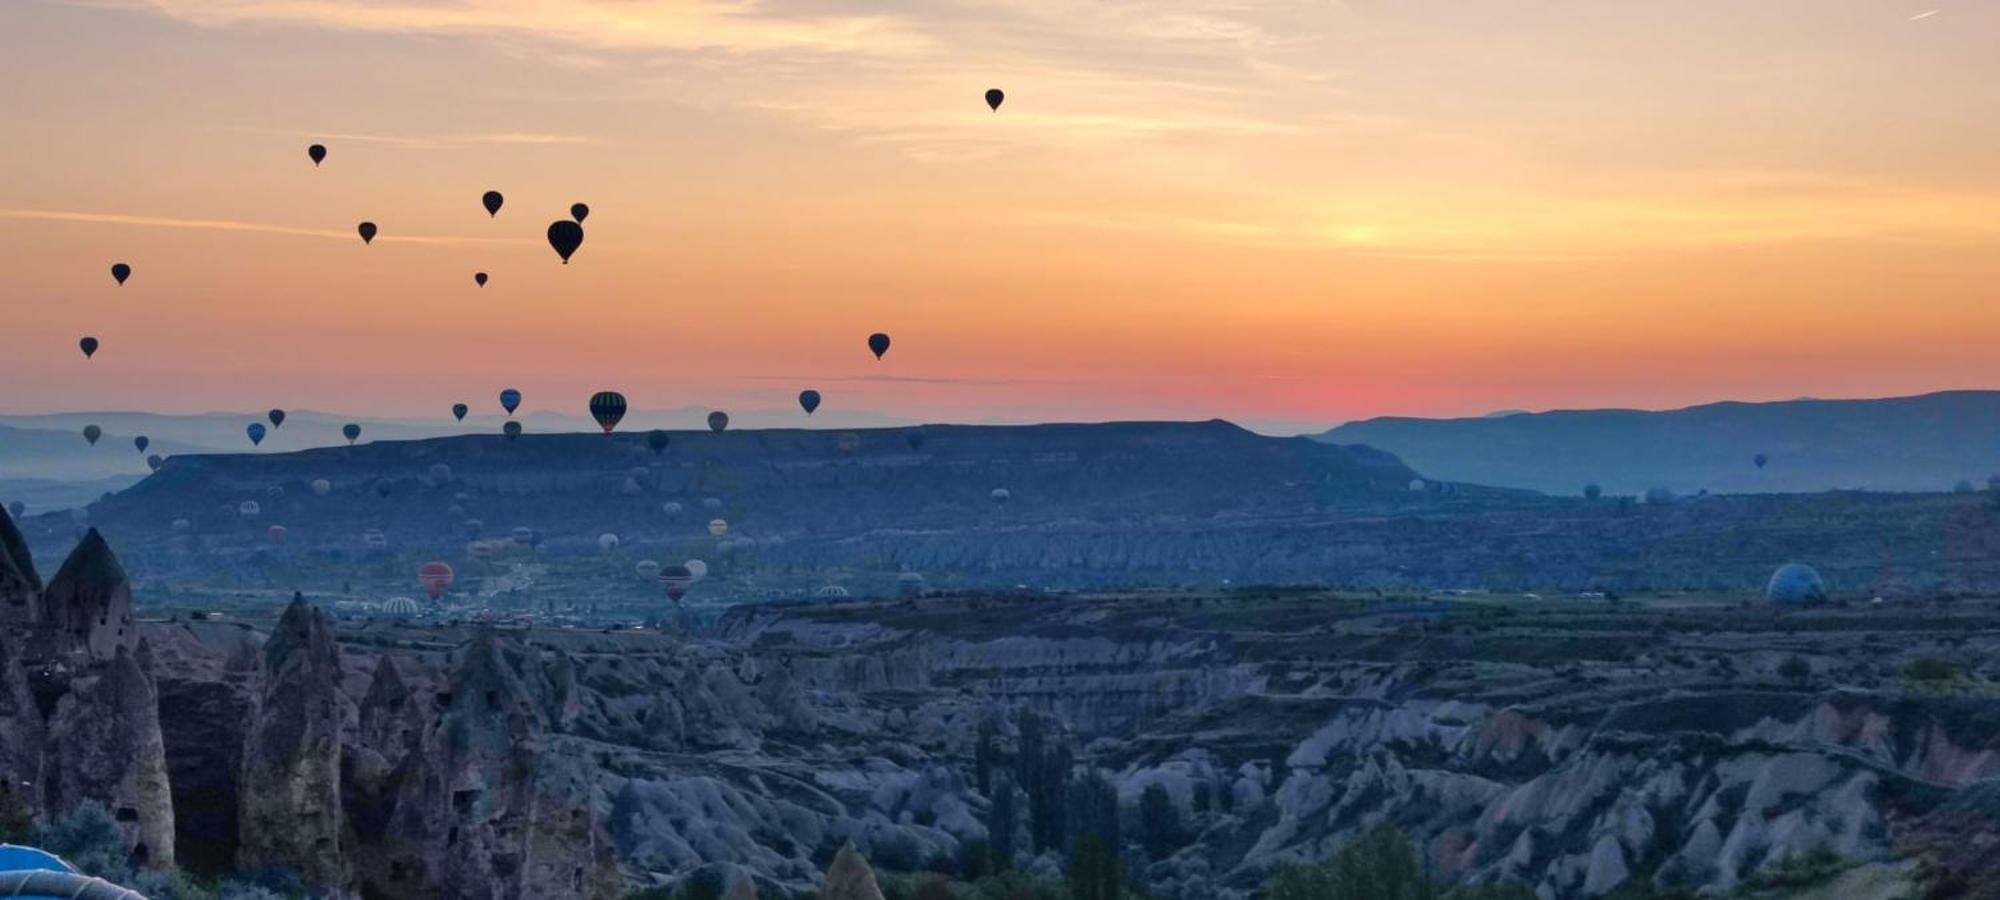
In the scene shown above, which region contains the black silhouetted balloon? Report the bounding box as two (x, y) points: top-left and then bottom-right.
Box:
(647, 430), (671, 456)
(708, 411), (729, 433)
(547, 220), (583, 264)
(452, 403), (469, 422)
(986, 88), (1005, 111)
(570, 203), (590, 223)
(247, 423), (267, 447)
(83, 425), (101, 446)
(110, 263), (130, 285)
(79, 337), (98, 359)
(500, 388), (521, 415)
(503, 420), (522, 441)
(342, 423), (362, 444)
(868, 333), (891, 359)
(589, 391), (627, 433)
(133, 435), (149, 453)
(268, 409), (286, 429)
(308, 144), (326, 166)
(146, 454), (163, 472)
(474, 272), (488, 287)
(1754, 453), (1768, 469)
(358, 222), (377, 244)
(799, 390), (821, 415)
(482, 191), (504, 217)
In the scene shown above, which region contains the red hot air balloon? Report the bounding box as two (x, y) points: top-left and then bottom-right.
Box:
(267, 525), (288, 545)
(659, 564), (694, 603)
(418, 561), (455, 600)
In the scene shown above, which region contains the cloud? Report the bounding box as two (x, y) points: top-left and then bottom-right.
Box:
(745, 374), (1071, 387)
(91, 0), (933, 55)
(230, 126), (600, 149)
(1909, 10), (1940, 21)
(0, 208), (528, 245)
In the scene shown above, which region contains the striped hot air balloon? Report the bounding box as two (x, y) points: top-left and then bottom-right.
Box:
(589, 391), (627, 434)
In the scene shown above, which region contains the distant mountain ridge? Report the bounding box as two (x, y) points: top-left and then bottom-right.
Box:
(1320, 390), (2000, 496)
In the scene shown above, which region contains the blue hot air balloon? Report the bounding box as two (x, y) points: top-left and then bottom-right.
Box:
(500, 388), (522, 415)
(247, 423), (267, 447)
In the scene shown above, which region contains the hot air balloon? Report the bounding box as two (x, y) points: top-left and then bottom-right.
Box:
(838, 432), (861, 454)
(547, 220), (583, 264)
(570, 203), (590, 223)
(661, 501), (683, 517)
(307, 144), (326, 166)
(511, 526), (535, 546)
(268, 409), (286, 429)
(799, 390), (821, 415)
(170, 517), (190, 532)
(357, 222), (377, 244)
(247, 423), (267, 447)
(658, 564), (694, 602)
(362, 528), (389, 549)
(133, 436), (149, 453)
(311, 478), (332, 496)
(503, 421), (523, 441)
(598, 533), (620, 552)
(380, 597), (419, 617)
(79, 337), (98, 359)
(500, 388), (522, 415)
(474, 272), (487, 287)
(702, 497), (723, 511)
(342, 423), (362, 444)
(110, 263), (131, 285)
(708, 519), (729, 537)
(238, 500), (260, 518)
(647, 430), (671, 456)
(418, 561), (455, 600)
(991, 487), (1011, 505)
(636, 559), (661, 580)
(481, 190), (504, 217)
(589, 391), (628, 434)
(1754, 453), (1769, 469)
(146, 455), (163, 472)
(82, 425), (101, 446)
(707, 411), (729, 433)
(427, 463), (453, 483)
(452, 403), (469, 422)
(904, 426), (926, 451)
(267, 525), (287, 545)
(868, 333), (891, 359)
(685, 559), (708, 581)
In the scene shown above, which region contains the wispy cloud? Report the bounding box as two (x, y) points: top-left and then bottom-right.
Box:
(88, 0), (933, 55)
(230, 126), (601, 149)
(746, 374), (1072, 387)
(1909, 10), (1940, 21)
(0, 208), (529, 245)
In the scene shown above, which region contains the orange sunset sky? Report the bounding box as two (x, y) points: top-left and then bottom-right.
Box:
(2, 0), (1996, 433)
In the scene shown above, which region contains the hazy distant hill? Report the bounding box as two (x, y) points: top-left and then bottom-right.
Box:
(23, 419), (2000, 596)
(1321, 390), (2000, 496)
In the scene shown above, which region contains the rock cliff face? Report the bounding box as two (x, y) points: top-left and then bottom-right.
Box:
(361, 631), (621, 899)
(0, 507), (38, 625)
(41, 643), (176, 869)
(238, 594), (350, 890)
(38, 529), (136, 663)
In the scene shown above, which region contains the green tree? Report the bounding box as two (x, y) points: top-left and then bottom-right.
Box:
(1259, 825), (1438, 900)
(1137, 784), (1184, 861)
(1066, 832), (1121, 900)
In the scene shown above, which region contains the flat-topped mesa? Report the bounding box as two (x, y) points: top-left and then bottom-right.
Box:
(0, 506), (40, 627)
(39, 528), (136, 663)
(238, 594), (350, 892)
